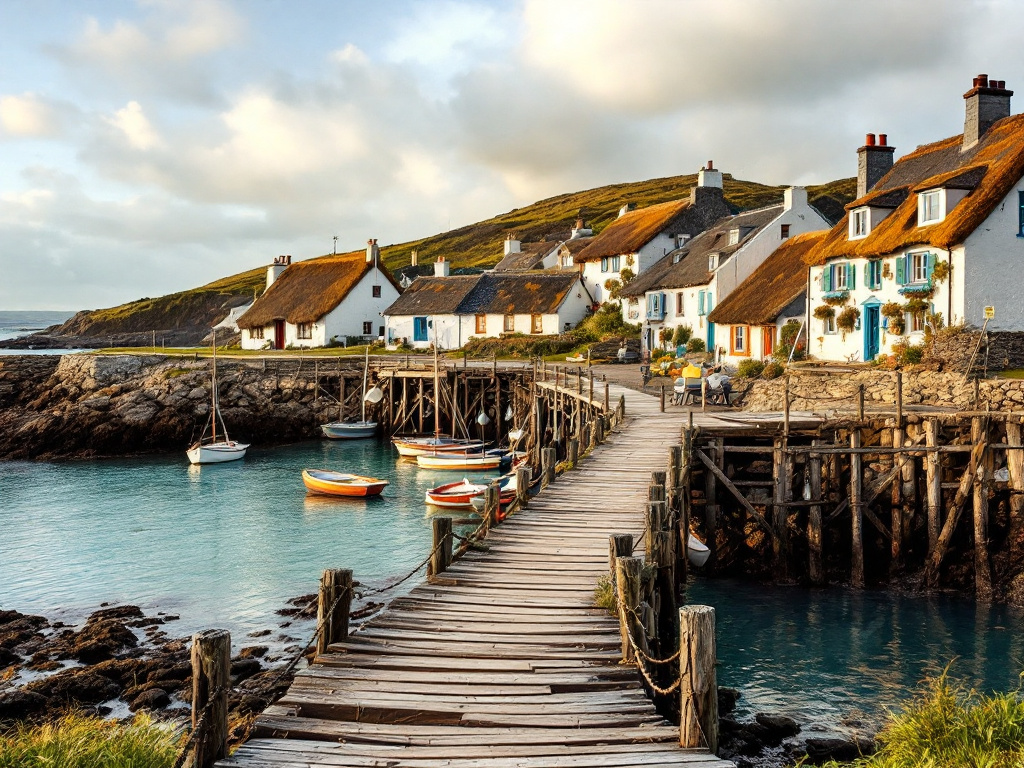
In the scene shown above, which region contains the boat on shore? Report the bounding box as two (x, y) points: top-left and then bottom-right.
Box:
(302, 469), (389, 497)
(187, 330), (249, 465)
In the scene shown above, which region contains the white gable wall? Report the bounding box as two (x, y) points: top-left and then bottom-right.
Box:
(962, 181), (1024, 329)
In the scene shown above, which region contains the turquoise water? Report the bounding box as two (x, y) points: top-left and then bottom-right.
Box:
(0, 439), (502, 640)
(3, 438), (1023, 734)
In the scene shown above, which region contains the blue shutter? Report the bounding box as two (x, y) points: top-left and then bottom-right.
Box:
(863, 262), (870, 289)
(846, 263), (855, 290)
(698, 291), (705, 315)
(925, 253), (935, 284)
(706, 293), (713, 313)
(822, 266), (832, 292)
(660, 293), (666, 315)
(896, 256), (907, 285)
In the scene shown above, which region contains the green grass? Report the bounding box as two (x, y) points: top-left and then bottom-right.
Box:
(821, 670), (1024, 768)
(593, 575), (615, 614)
(0, 713), (181, 768)
(999, 370), (1024, 379)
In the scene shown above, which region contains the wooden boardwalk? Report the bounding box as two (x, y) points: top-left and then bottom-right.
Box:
(221, 384), (734, 768)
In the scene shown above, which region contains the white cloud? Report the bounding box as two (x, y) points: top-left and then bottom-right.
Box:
(0, 94), (69, 138)
(104, 101), (165, 150)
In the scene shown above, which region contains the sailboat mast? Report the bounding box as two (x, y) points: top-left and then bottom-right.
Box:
(433, 317), (440, 439)
(361, 346), (369, 423)
(211, 329), (217, 444)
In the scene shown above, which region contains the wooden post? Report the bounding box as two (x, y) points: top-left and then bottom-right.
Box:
(851, 430), (864, 589)
(704, 439), (719, 572)
(483, 483), (500, 535)
(428, 517), (453, 578)
(542, 447), (556, 487)
(783, 376), (790, 437)
(890, 422), (904, 574)
(808, 439), (824, 585)
(1006, 419), (1024, 566)
(589, 372), (594, 403)
(604, 381), (610, 411)
(772, 438), (790, 580)
(661, 384), (666, 412)
(678, 605), (718, 754)
(973, 416), (993, 601)
(595, 416), (605, 445)
(317, 568), (353, 654)
(895, 371), (903, 427)
(339, 376), (346, 422)
(568, 437), (579, 469)
(615, 556), (644, 663)
(577, 368), (582, 394)
(609, 534), (633, 577)
(190, 629), (230, 768)
(925, 418), (942, 555)
(516, 466), (530, 508)
(679, 429), (693, 584)
(857, 384), (865, 421)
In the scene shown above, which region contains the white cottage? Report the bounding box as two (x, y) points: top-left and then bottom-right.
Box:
(237, 241), (402, 349)
(807, 74), (1024, 362)
(620, 188), (830, 356)
(384, 268), (593, 350)
(573, 164), (731, 304)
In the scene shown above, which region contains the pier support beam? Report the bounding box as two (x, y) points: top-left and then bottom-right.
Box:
(808, 439), (824, 585)
(925, 418), (942, 555)
(317, 569), (353, 654)
(190, 629), (230, 768)
(615, 556), (644, 664)
(679, 605), (718, 755)
(973, 416), (993, 602)
(428, 518), (453, 578)
(850, 430), (864, 589)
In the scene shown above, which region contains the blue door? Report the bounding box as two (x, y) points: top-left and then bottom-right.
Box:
(863, 305), (880, 361)
(413, 316), (428, 342)
(706, 322), (715, 353)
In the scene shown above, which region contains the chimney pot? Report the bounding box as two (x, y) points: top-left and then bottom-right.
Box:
(865, 133), (876, 146)
(979, 74), (989, 87)
(879, 133), (887, 146)
(706, 160), (713, 170)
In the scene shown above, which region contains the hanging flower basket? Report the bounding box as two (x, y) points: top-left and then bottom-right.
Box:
(836, 306), (860, 337)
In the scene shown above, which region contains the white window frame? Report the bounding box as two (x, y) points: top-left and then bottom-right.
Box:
(504, 314), (514, 332)
(850, 208), (869, 238)
(728, 229), (740, 246)
(733, 326), (746, 353)
(297, 322), (313, 340)
(823, 316), (836, 335)
(908, 310), (926, 333)
(918, 190), (943, 225)
(910, 252), (929, 284)
(833, 264), (849, 291)
(251, 327), (264, 340)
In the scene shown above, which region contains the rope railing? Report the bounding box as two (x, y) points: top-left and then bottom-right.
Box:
(169, 683), (228, 768)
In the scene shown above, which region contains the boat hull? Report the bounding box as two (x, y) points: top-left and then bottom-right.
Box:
(187, 442), (249, 465)
(686, 533), (711, 567)
(302, 469), (389, 497)
(321, 421), (377, 439)
(425, 479), (488, 508)
(416, 454), (502, 470)
(392, 437), (485, 457)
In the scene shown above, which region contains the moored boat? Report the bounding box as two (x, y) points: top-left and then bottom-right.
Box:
(187, 330), (249, 465)
(302, 469), (389, 497)
(321, 421), (377, 439)
(686, 533), (711, 567)
(425, 478), (488, 508)
(392, 437), (485, 457)
(416, 451), (505, 470)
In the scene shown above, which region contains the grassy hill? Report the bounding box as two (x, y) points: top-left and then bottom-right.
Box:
(47, 172), (855, 341)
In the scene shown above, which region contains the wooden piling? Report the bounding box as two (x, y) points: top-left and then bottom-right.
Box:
(808, 439), (823, 585)
(850, 430), (864, 588)
(973, 416), (993, 601)
(190, 629), (230, 768)
(925, 418), (942, 554)
(772, 438), (789, 580)
(568, 437), (580, 469)
(428, 517), (453, 578)
(890, 422), (904, 573)
(317, 569), (353, 654)
(704, 439), (719, 572)
(661, 385), (666, 413)
(615, 556), (644, 664)
(604, 381), (610, 411)
(857, 384), (865, 421)
(1006, 419), (1024, 562)
(542, 447), (556, 487)
(515, 466), (530, 509)
(678, 605), (718, 754)
(609, 534), (634, 580)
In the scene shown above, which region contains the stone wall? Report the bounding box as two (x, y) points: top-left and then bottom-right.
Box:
(743, 366), (1024, 413)
(929, 330), (1024, 374)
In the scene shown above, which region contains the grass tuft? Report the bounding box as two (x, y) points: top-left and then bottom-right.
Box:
(0, 713), (182, 768)
(593, 575), (615, 614)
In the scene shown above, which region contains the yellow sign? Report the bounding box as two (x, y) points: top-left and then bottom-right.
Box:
(984, 306), (996, 319)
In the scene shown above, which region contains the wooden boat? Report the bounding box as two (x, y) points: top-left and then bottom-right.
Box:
(425, 478), (488, 508)
(392, 437), (485, 457)
(416, 451), (505, 470)
(187, 330), (249, 465)
(321, 347), (379, 439)
(686, 533), (711, 567)
(302, 469), (389, 497)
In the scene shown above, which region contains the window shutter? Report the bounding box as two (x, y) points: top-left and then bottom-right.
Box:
(707, 293), (713, 313)
(925, 253), (935, 283)
(698, 291), (705, 315)
(846, 263), (855, 290)
(822, 266), (832, 292)
(863, 262), (870, 289)
(896, 256), (907, 285)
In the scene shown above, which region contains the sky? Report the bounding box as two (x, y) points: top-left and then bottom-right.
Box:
(1, 0), (1023, 311)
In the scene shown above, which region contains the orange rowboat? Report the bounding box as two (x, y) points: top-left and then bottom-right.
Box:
(302, 469), (389, 498)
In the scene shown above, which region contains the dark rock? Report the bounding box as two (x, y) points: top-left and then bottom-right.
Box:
(238, 646), (268, 659)
(87, 605), (144, 623)
(0, 646), (20, 667)
(129, 687), (170, 711)
(128, 617), (164, 628)
(755, 712), (801, 740)
(66, 618), (139, 663)
(231, 657), (262, 682)
(718, 686), (740, 714)
(718, 716), (743, 734)
(25, 668), (121, 707)
(804, 736), (875, 764)
(0, 690), (48, 720)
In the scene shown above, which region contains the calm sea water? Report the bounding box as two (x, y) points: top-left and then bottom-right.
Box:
(0, 309), (79, 355)
(2, 436), (1022, 734)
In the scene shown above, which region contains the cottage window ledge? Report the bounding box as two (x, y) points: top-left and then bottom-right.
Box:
(898, 284), (933, 295)
(822, 290), (850, 300)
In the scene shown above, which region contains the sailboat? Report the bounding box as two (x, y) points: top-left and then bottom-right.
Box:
(187, 330), (249, 464)
(321, 347), (381, 439)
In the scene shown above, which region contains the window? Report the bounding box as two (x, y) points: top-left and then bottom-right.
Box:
(708, 254), (719, 271)
(728, 229), (740, 246)
(823, 315), (836, 334)
(297, 322), (312, 339)
(731, 326), (748, 355)
(866, 259), (882, 290)
(919, 190), (942, 224)
(833, 264), (849, 291)
(601, 257), (608, 272)
(896, 252), (934, 285)
(908, 310), (926, 333)
(780, 224), (791, 239)
(911, 252), (929, 283)
(372, 285), (382, 298)
(378, 325), (385, 338)
(475, 314), (487, 334)
(851, 208), (868, 238)
(561, 253), (573, 267)
(531, 314), (543, 334)
(504, 314), (514, 332)
(676, 292), (684, 315)
(362, 321), (372, 335)
(413, 316), (428, 342)
(250, 327), (264, 340)
(610, 255), (620, 271)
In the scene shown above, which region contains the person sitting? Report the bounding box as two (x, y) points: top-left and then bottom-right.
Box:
(704, 366), (732, 405)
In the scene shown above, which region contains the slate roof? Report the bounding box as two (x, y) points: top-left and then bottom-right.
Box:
(493, 242), (560, 272)
(810, 113), (1024, 265)
(621, 206), (783, 297)
(384, 272), (586, 317)
(238, 251), (401, 328)
(574, 199), (691, 262)
(707, 231), (826, 326)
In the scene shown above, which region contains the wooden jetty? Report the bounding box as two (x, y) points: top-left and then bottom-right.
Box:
(217, 378), (735, 768)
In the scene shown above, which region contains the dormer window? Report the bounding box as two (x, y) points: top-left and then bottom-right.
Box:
(918, 190), (943, 225)
(708, 253), (719, 271)
(728, 229), (740, 246)
(851, 208), (869, 239)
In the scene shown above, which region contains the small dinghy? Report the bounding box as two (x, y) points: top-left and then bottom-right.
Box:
(302, 469), (389, 498)
(686, 533), (711, 568)
(416, 451), (506, 471)
(392, 437), (485, 457)
(425, 478), (488, 508)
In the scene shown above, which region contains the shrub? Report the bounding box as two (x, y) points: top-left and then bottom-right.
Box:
(736, 359), (765, 378)
(837, 306), (861, 335)
(568, 303), (640, 344)
(762, 361), (784, 379)
(593, 575), (615, 614)
(814, 305), (836, 321)
(891, 340), (925, 366)
(673, 325), (693, 345)
(775, 320), (806, 362)
(686, 338), (706, 353)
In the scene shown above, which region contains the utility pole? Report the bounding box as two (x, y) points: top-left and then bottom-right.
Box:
(333, 235), (338, 255)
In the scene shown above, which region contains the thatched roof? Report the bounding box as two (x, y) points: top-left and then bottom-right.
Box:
(493, 242), (559, 272)
(237, 250), (401, 328)
(574, 199), (691, 262)
(621, 206), (782, 297)
(809, 113), (1024, 265)
(708, 231), (826, 326)
(384, 272), (586, 317)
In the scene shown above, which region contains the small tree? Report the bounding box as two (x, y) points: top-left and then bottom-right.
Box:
(673, 324), (693, 346)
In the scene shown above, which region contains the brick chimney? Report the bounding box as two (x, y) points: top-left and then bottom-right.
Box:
(857, 133), (895, 198)
(697, 160), (723, 189)
(434, 256), (450, 277)
(267, 254), (290, 288)
(963, 73), (1012, 150)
